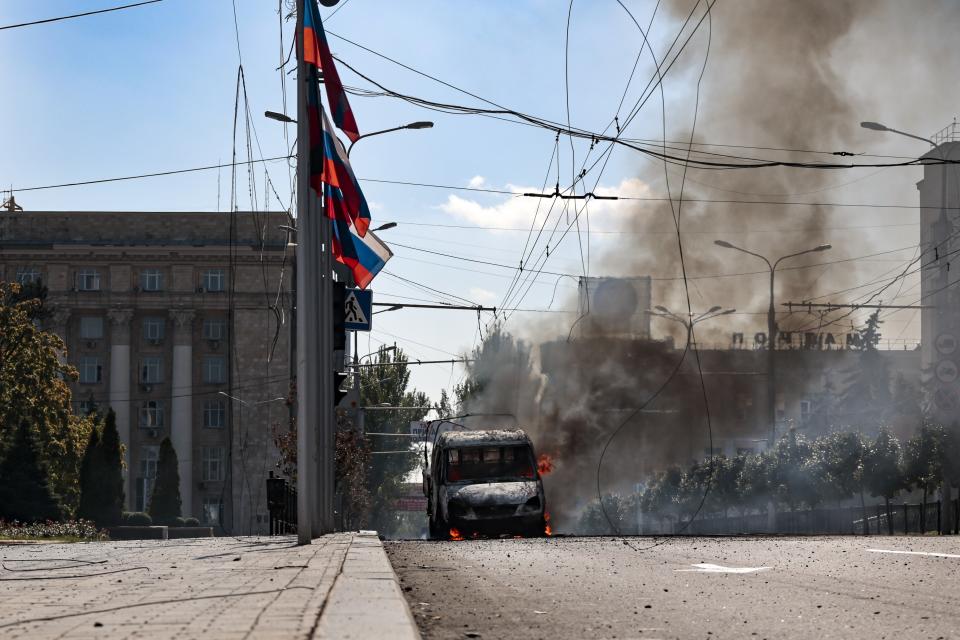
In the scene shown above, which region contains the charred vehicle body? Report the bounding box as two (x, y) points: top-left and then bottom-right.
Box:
(424, 429), (547, 539)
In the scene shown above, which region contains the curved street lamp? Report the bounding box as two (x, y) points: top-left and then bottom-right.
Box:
(713, 240), (831, 444)
(347, 121), (434, 157)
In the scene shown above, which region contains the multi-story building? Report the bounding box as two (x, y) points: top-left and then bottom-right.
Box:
(917, 124), (960, 423)
(0, 210), (291, 534)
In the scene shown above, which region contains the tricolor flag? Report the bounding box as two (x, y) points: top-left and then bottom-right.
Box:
(319, 108), (370, 236)
(319, 89), (389, 287)
(332, 220), (393, 290)
(303, 0), (359, 142)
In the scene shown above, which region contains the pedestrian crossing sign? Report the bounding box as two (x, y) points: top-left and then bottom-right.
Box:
(344, 288), (373, 331)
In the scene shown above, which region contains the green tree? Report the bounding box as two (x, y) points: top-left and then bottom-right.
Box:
(360, 346), (430, 535)
(903, 425), (945, 525)
(640, 466), (683, 531)
(814, 431), (868, 527)
(0, 421), (62, 522)
(0, 282), (95, 515)
(864, 427), (905, 535)
(97, 410), (125, 526)
(711, 455), (744, 517)
(578, 494), (627, 534)
(839, 311), (892, 429)
(149, 437), (181, 525)
(434, 388), (455, 420)
(736, 453), (770, 515)
(76, 426), (102, 523)
(768, 430), (820, 512)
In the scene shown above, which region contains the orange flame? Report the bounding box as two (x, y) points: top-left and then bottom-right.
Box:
(537, 453), (555, 476)
(449, 527), (464, 541)
(544, 511), (552, 537)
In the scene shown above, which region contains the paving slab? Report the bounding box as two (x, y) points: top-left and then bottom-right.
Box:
(0, 532), (419, 639)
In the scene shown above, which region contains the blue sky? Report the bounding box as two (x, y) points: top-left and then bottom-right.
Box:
(2, 0), (957, 403)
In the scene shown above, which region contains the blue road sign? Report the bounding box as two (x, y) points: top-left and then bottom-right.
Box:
(344, 288), (372, 331)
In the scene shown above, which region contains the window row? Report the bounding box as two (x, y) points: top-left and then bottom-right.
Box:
(76, 355), (228, 384)
(26, 268), (230, 292)
(136, 400), (226, 429)
(75, 317), (227, 342)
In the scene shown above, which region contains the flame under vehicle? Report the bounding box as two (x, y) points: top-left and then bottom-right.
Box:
(424, 429), (547, 539)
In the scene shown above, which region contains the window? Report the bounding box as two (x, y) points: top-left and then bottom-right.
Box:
(139, 268), (163, 292)
(203, 498), (224, 526)
(79, 316), (104, 340)
(203, 399), (226, 428)
(203, 356), (226, 384)
(201, 269), (225, 292)
(137, 446), (160, 512)
(800, 400), (812, 423)
(139, 401), (165, 428)
(16, 267), (41, 284)
(445, 446), (535, 482)
(76, 269), (101, 291)
(79, 357), (102, 384)
(202, 447), (225, 481)
(77, 400), (95, 416)
(140, 357), (163, 384)
(202, 319), (227, 341)
(143, 317), (165, 342)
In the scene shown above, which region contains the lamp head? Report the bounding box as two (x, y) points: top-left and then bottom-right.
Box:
(706, 306), (722, 314)
(372, 222), (398, 232)
(814, 244), (832, 252)
(860, 121), (888, 132)
(654, 305), (670, 313)
(406, 121), (434, 130)
(264, 110), (295, 123)
(714, 240), (735, 249)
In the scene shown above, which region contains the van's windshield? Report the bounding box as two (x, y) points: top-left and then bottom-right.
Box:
(445, 445), (536, 482)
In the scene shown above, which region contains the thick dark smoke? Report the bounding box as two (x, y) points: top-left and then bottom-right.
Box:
(461, 1), (952, 532)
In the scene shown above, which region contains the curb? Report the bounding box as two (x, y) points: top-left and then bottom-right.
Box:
(315, 531), (421, 639)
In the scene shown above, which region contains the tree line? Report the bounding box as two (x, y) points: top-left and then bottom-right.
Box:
(580, 425), (959, 535)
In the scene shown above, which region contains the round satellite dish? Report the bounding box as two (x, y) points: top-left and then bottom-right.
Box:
(936, 332), (957, 355)
(591, 279), (638, 320)
(936, 359), (959, 384)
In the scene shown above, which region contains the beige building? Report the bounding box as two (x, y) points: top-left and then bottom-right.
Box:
(0, 210), (291, 534)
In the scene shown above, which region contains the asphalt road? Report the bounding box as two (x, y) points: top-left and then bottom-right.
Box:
(386, 535), (960, 640)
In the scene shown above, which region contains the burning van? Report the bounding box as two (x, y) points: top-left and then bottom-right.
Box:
(424, 429), (547, 539)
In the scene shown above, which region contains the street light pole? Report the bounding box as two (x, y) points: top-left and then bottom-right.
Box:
(346, 121), (434, 157)
(714, 241), (831, 446)
(295, 0), (335, 544)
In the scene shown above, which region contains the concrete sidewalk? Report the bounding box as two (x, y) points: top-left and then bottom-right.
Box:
(0, 531), (419, 639)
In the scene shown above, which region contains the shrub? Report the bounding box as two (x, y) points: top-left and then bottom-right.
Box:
(0, 519), (105, 541)
(184, 517), (200, 526)
(173, 517), (188, 528)
(122, 511), (152, 526)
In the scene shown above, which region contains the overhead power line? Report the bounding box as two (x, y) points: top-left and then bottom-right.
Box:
(0, 0), (164, 31)
(0, 156), (291, 194)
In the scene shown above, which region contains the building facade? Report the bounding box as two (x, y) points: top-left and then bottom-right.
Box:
(918, 128), (960, 424)
(0, 210), (291, 534)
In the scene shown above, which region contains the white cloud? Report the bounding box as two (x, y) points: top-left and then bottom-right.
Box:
(468, 175), (486, 188)
(439, 177), (652, 232)
(469, 287), (497, 303)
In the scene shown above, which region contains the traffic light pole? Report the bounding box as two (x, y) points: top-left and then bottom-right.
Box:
(296, 0), (335, 544)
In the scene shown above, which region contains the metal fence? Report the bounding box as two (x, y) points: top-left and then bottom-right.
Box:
(266, 473), (297, 535)
(643, 499), (960, 536)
